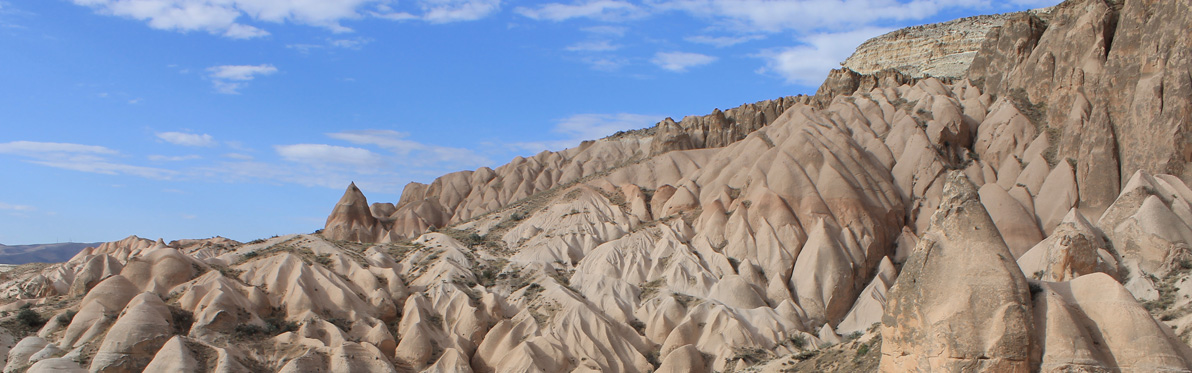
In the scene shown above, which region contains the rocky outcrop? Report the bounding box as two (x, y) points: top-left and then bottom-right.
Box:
(322, 182), (384, 242)
(844, 12), (1035, 79)
(647, 96), (803, 155)
(10, 1), (1192, 371)
(880, 172), (1034, 372)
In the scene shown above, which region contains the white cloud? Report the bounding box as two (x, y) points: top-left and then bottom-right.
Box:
(512, 113), (659, 152)
(208, 64), (277, 81)
(223, 153), (254, 160)
(148, 154), (202, 162)
(686, 34), (764, 47)
(155, 132), (216, 147)
(566, 40), (621, 52)
(373, 0), (501, 23)
(288, 37), (370, 53)
(580, 56), (629, 71)
(275, 144), (384, 167)
(0, 140), (176, 179)
(651, 51), (716, 72)
(421, 0), (502, 23)
(69, 0), (386, 38)
(516, 0), (647, 22)
(0, 203), (34, 212)
(582, 25), (626, 36)
(206, 64), (277, 94)
(330, 37), (371, 49)
(327, 130), (492, 168)
(0, 141), (116, 155)
(758, 27), (891, 85)
(648, 0), (992, 32)
(70, 0), (503, 38)
(223, 23), (270, 39)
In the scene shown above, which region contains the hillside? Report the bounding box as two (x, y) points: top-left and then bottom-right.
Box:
(0, 243), (100, 265)
(3, 0), (1192, 372)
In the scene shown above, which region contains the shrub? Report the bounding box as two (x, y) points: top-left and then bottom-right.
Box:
(789, 335), (807, 349)
(15, 307), (44, 328)
(629, 319), (646, 334)
(171, 307), (195, 335)
(856, 343), (871, 357)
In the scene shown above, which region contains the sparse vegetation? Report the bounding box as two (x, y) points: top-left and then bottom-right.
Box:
(524, 283), (544, 300)
(638, 279), (665, 301)
(15, 305), (44, 329)
(233, 317), (298, 338)
(629, 319), (646, 334)
(730, 346), (771, 365)
(170, 306), (194, 335)
(788, 335), (808, 349)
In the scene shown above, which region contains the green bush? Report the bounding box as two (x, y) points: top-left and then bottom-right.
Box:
(15, 307), (44, 328)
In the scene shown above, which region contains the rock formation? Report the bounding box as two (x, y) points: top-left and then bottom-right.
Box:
(4, 0), (1192, 371)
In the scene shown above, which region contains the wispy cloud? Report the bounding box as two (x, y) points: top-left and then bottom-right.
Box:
(651, 51), (716, 72)
(647, 0), (994, 33)
(373, 0), (501, 23)
(511, 113), (659, 152)
(287, 37), (372, 53)
(148, 154), (202, 162)
(327, 129), (492, 168)
(566, 40), (621, 52)
(0, 141), (116, 155)
(275, 144), (385, 167)
(757, 27), (891, 85)
(0, 202), (34, 212)
(516, 1), (648, 22)
(686, 34), (765, 47)
(0, 141), (177, 179)
(155, 132), (216, 147)
(206, 64), (277, 94)
(582, 25), (627, 36)
(423, 0), (502, 23)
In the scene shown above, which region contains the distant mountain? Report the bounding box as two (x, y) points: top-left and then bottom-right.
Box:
(0, 242), (101, 264)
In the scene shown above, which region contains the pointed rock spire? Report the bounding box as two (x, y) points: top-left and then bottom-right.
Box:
(880, 171), (1033, 372)
(323, 182), (381, 242)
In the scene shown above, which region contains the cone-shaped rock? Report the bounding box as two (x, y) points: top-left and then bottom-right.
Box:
(880, 171), (1033, 372)
(324, 182), (381, 242)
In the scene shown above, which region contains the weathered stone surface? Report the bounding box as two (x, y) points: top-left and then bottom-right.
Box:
(880, 172), (1033, 372)
(844, 12), (1026, 79)
(1033, 273), (1192, 372)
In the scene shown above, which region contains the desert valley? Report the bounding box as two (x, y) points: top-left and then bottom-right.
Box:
(3, 0), (1192, 372)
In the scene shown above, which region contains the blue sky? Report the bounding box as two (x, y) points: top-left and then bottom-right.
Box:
(0, 0), (1058, 245)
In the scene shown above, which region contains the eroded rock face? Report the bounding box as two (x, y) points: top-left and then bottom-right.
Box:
(843, 11), (1042, 79)
(880, 172), (1034, 372)
(9, 1), (1192, 372)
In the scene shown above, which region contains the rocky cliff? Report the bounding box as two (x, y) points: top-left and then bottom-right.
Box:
(3, 0), (1192, 372)
(842, 8), (1054, 79)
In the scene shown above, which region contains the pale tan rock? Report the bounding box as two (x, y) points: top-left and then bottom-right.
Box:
(323, 182), (382, 242)
(90, 292), (174, 373)
(974, 99), (1038, 170)
(656, 344), (706, 373)
(979, 183), (1044, 258)
(836, 257), (897, 335)
(1018, 209), (1120, 282)
(880, 172), (1032, 372)
(1034, 161), (1079, 234)
(1033, 273), (1192, 371)
(790, 220), (856, 327)
(141, 336), (197, 372)
(26, 358), (85, 373)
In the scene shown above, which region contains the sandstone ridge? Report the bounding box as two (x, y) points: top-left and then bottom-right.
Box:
(4, 0), (1192, 372)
